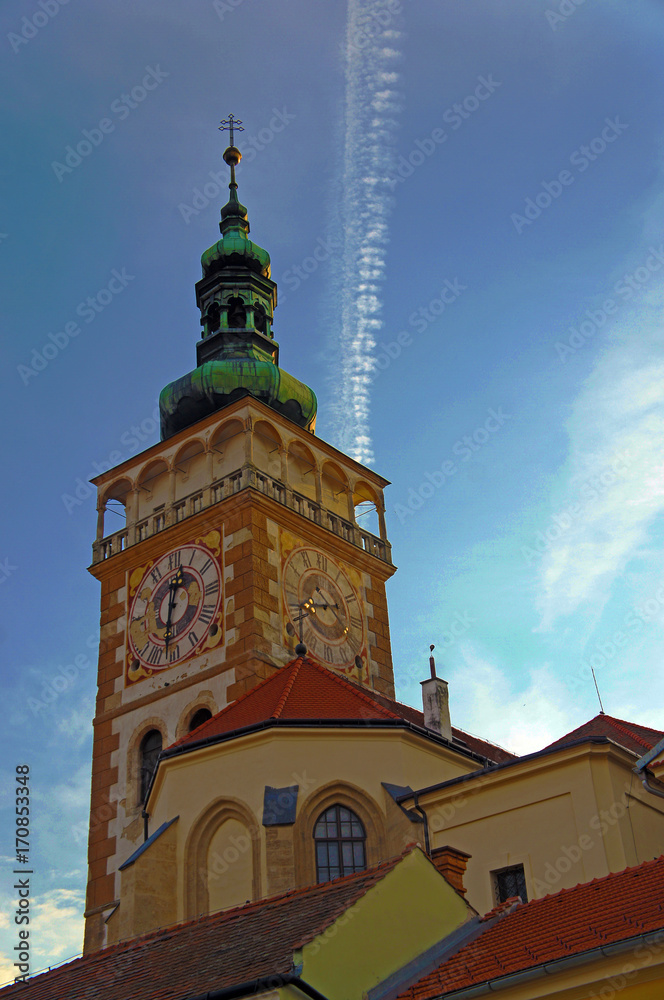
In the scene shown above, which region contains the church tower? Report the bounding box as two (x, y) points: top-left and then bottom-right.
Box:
(83, 124), (396, 951)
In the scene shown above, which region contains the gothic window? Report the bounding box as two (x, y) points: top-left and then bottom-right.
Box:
(314, 805), (366, 883)
(189, 708), (212, 733)
(227, 296), (246, 328)
(139, 729), (162, 804)
(493, 864), (528, 904)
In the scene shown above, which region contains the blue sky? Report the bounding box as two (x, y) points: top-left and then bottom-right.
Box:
(2, 0), (664, 978)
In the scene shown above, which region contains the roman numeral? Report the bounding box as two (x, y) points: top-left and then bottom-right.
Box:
(205, 580), (219, 595)
(168, 551), (181, 570)
(146, 645), (163, 666)
(316, 553), (327, 571)
(169, 645), (180, 662)
(323, 646), (333, 663)
(150, 567), (162, 585)
(200, 558), (213, 575)
(300, 551), (311, 569)
(350, 615), (362, 630)
(188, 631), (199, 648)
(344, 592), (357, 604)
(198, 604), (214, 624)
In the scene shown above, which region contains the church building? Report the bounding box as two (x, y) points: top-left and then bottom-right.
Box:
(5, 129), (664, 1000)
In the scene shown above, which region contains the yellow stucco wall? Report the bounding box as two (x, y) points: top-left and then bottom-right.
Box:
(141, 725), (479, 928)
(300, 847), (473, 1000)
(422, 744), (664, 915)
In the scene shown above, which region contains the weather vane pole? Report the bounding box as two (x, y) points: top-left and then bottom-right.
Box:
(219, 114), (244, 148)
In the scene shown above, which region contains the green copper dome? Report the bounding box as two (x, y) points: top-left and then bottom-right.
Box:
(159, 140), (317, 440)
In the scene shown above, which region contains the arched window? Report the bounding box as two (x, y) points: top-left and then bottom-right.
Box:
(189, 708), (212, 733)
(314, 805), (366, 882)
(139, 729), (162, 803)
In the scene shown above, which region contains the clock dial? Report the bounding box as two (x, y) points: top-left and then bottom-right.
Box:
(283, 546), (365, 669)
(128, 544), (222, 671)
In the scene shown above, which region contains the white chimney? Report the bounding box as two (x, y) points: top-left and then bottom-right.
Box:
(421, 645), (452, 741)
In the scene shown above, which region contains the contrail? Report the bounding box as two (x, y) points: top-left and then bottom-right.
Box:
(328, 0), (403, 467)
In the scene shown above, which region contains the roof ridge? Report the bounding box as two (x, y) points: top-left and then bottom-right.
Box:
(168, 658), (302, 748)
(604, 715), (660, 749)
(272, 658), (304, 718)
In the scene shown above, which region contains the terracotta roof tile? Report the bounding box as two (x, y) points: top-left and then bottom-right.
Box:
(543, 713), (664, 756)
(397, 855), (664, 998)
(2, 850), (411, 1000)
(169, 657), (401, 750)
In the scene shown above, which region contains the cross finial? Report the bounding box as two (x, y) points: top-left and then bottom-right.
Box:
(219, 114), (244, 148)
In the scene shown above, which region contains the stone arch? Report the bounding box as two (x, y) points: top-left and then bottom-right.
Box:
(287, 440), (317, 501)
(253, 419), (282, 480)
(211, 418), (245, 479)
(185, 797), (261, 918)
(136, 459), (169, 520)
(173, 439), (207, 501)
(100, 477), (133, 538)
(353, 479), (380, 537)
(321, 462), (350, 518)
(294, 780), (387, 887)
(126, 716), (168, 814)
(175, 692), (218, 740)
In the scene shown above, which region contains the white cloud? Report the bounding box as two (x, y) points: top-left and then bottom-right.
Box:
(533, 278), (664, 630)
(451, 645), (579, 755)
(0, 888), (84, 988)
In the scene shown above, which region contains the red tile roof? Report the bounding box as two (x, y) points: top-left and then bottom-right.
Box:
(2, 850), (410, 1000)
(543, 713), (664, 757)
(169, 657), (514, 764)
(169, 656), (402, 749)
(363, 689), (517, 764)
(397, 855), (664, 998)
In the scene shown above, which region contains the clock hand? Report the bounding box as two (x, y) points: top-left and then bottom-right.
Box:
(164, 568), (185, 653)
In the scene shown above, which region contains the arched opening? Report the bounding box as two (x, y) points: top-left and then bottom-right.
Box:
(321, 462), (349, 518)
(174, 440), (207, 503)
(206, 302), (221, 335)
(227, 296), (246, 328)
(253, 302), (267, 335)
(287, 441), (317, 502)
(314, 805), (366, 883)
(189, 708), (213, 733)
(353, 481), (380, 537)
(211, 419), (245, 479)
(137, 459), (169, 523)
(101, 478), (132, 539)
(139, 729), (162, 804)
(253, 420), (282, 480)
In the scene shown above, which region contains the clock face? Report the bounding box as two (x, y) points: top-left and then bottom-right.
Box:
(128, 543), (222, 671)
(282, 546), (366, 669)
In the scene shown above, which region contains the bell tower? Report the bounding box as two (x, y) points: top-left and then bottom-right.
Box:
(83, 123), (396, 952)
